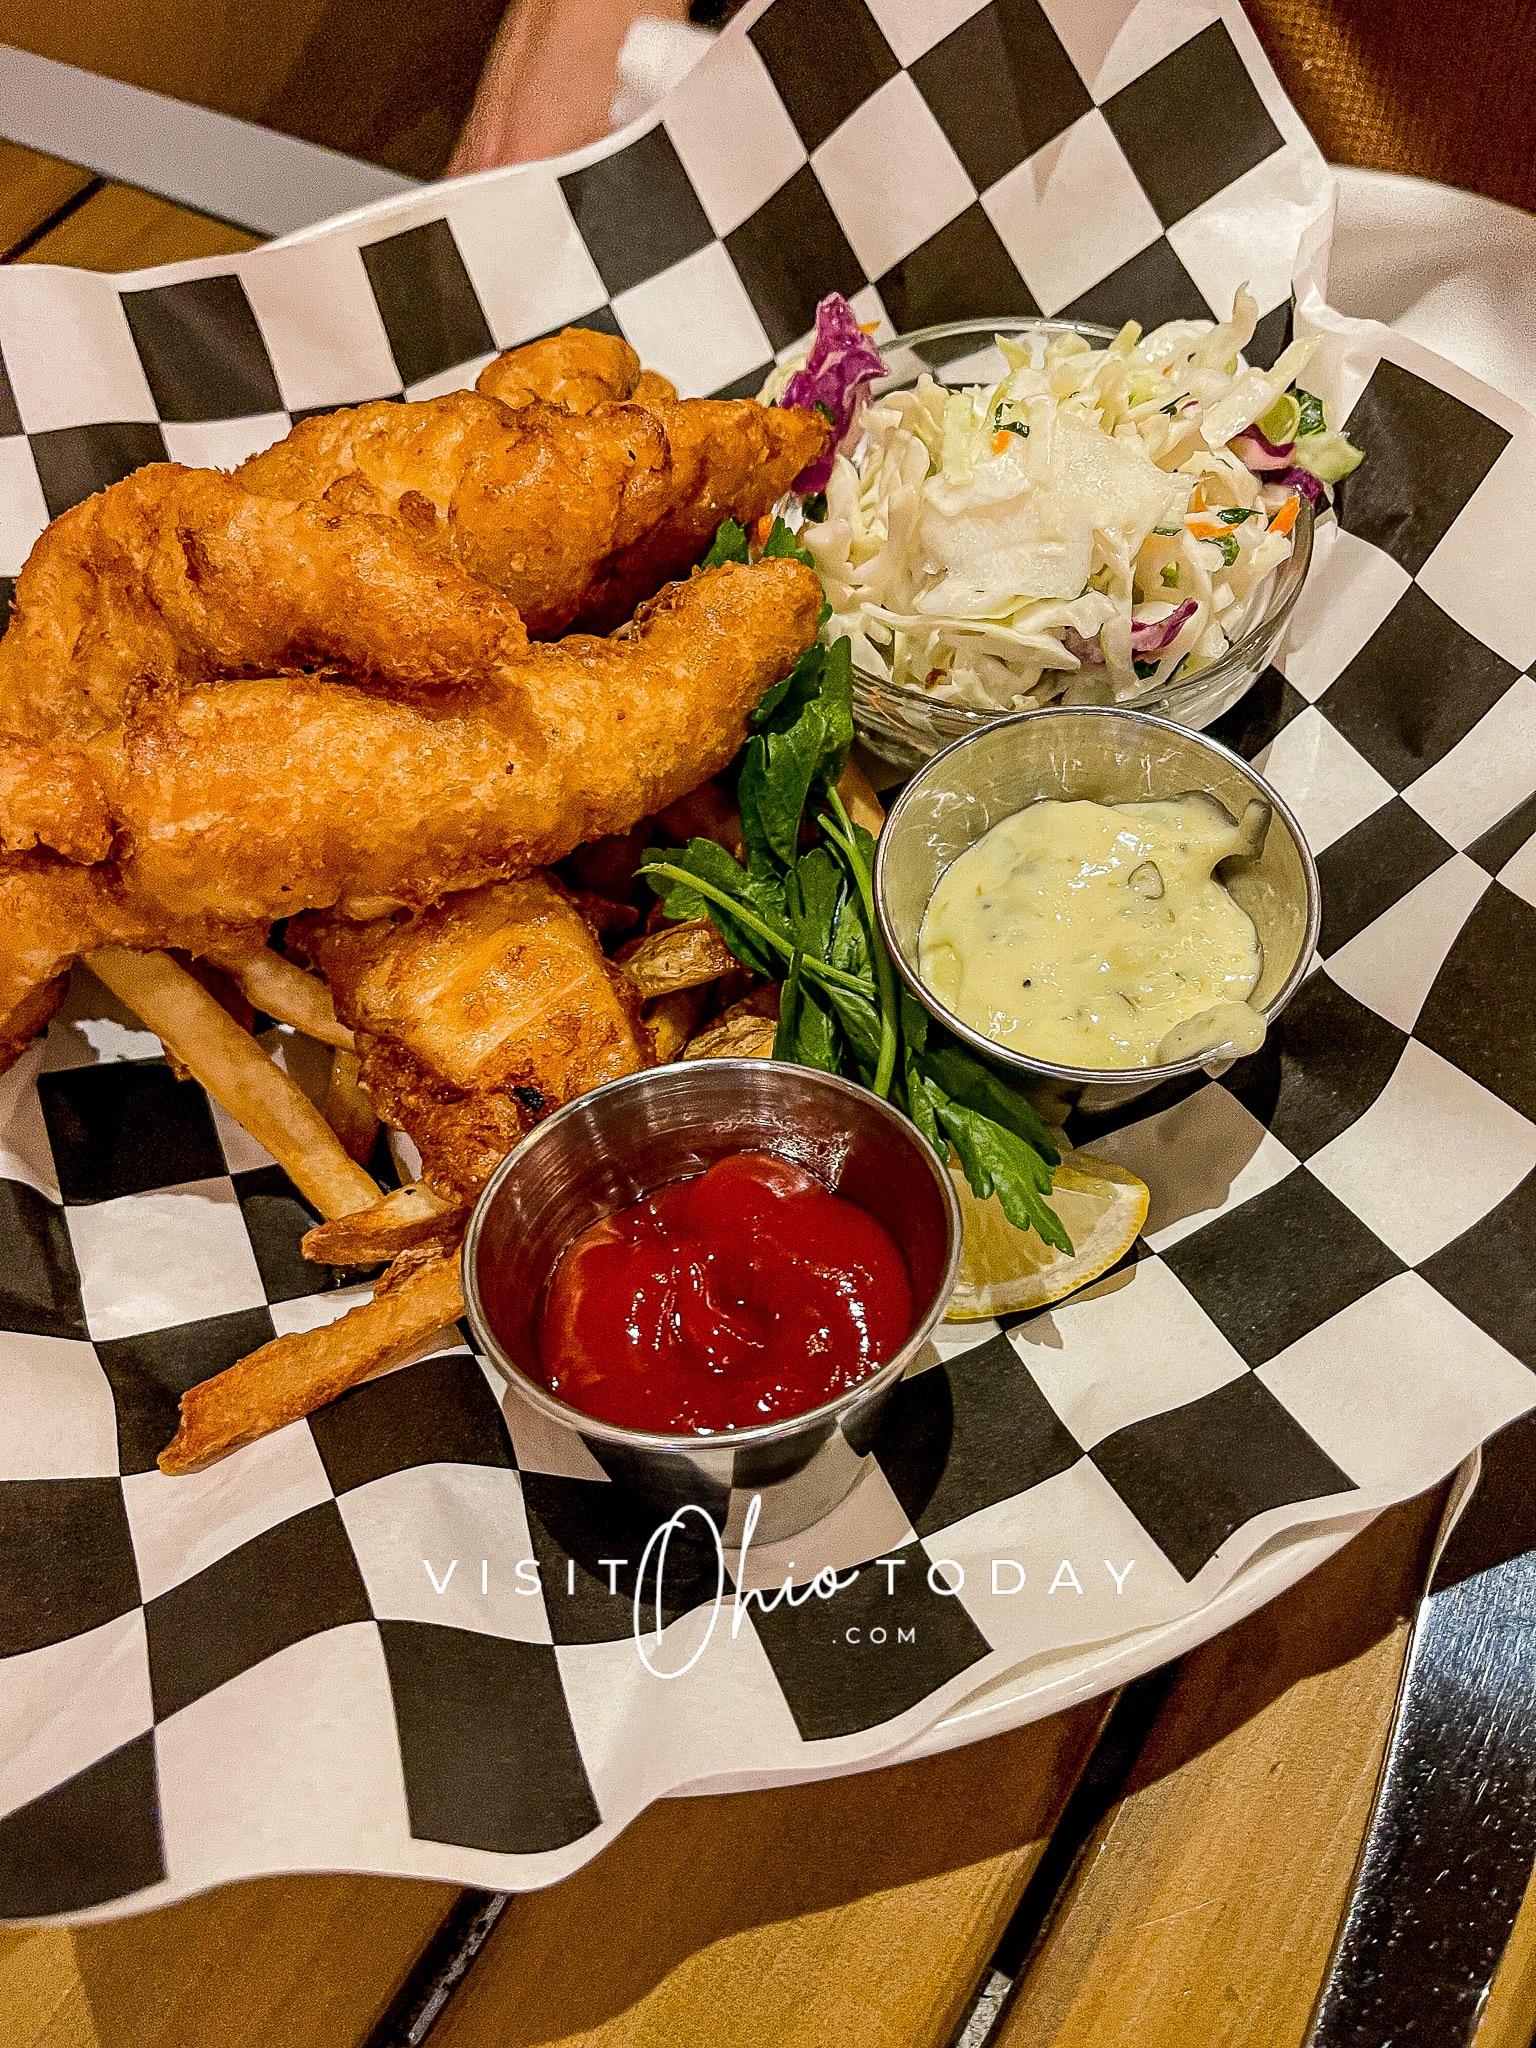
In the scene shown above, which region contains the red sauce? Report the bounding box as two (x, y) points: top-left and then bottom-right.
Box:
(536, 1151), (915, 1434)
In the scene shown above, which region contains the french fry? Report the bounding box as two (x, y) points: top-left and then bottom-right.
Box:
(645, 986), (710, 1063)
(619, 918), (740, 999)
(323, 1046), (379, 1164)
(86, 947), (379, 1220)
(158, 1250), (463, 1473)
(836, 754), (886, 836)
(682, 988), (780, 1061)
(302, 1180), (466, 1265)
(682, 1012), (777, 1060)
(202, 943), (353, 1050)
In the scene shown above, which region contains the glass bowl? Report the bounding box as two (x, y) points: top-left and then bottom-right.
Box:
(837, 317), (1315, 772)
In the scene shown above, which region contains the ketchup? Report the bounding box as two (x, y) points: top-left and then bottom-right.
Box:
(536, 1151), (914, 1434)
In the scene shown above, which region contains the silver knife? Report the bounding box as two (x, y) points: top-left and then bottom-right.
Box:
(1306, 1411), (1536, 2046)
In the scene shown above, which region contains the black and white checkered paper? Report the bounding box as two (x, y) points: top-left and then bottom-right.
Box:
(3, 0), (1534, 1922)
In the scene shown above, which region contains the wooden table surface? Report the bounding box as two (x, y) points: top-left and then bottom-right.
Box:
(3, 153), (1535, 2048)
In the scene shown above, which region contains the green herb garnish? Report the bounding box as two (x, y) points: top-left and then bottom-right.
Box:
(1133, 658), (1159, 680)
(1152, 525), (1182, 537)
(1202, 532), (1241, 567)
(640, 529), (1072, 1251)
(1216, 506), (1257, 525)
(1159, 395), (1188, 416)
(800, 491), (828, 522)
(1295, 388), (1327, 436)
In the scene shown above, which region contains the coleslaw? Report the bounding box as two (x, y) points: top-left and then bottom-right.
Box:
(767, 293), (1361, 712)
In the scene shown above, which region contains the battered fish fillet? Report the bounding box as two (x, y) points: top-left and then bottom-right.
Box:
(0, 557), (821, 1023)
(0, 738), (112, 860)
(473, 326), (676, 413)
(293, 875), (651, 1197)
(0, 464), (525, 748)
(236, 379), (828, 636)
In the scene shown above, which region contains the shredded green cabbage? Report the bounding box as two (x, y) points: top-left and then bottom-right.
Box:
(798, 287), (1320, 712)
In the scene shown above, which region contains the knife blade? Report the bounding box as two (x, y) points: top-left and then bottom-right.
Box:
(1305, 1409), (1536, 2046)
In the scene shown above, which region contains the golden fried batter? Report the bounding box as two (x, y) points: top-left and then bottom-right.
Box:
(0, 739), (112, 861)
(470, 328), (680, 413)
(236, 380), (828, 635)
(295, 874), (650, 1196)
(96, 558), (818, 925)
(574, 397), (826, 632)
(0, 852), (225, 1033)
(0, 464), (525, 747)
(476, 328), (631, 411)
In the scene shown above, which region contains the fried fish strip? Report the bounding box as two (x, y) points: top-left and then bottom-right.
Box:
(0, 465), (525, 749)
(95, 557), (820, 927)
(158, 1249), (463, 1473)
(0, 556), (819, 1030)
(236, 385), (828, 635)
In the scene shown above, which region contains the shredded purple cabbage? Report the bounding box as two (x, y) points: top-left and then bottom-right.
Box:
(1277, 466), (1325, 508)
(1229, 424), (1295, 473)
(1062, 627), (1105, 665)
(781, 294), (887, 495)
(1130, 600), (1198, 656)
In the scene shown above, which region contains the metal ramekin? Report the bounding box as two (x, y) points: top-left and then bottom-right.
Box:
(872, 705), (1321, 1117)
(462, 1061), (961, 1545)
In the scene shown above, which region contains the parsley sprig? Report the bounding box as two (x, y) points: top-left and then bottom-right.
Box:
(639, 519), (1072, 1252)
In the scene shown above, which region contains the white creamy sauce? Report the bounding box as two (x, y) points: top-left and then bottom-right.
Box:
(919, 796), (1266, 1070)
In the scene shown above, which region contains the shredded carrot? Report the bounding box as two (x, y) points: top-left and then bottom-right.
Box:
(752, 513), (774, 547)
(859, 320), (880, 335)
(992, 430), (1010, 455)
(1188, 480), (1208, 513)
(1268, 494), (1300, 537)
(1185, 518), (1224, 540)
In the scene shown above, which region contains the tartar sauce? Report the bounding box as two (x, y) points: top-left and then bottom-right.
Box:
(918, 795), (1267, 1070)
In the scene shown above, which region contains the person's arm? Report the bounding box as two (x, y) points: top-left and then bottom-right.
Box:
(448, 0), (688, 173)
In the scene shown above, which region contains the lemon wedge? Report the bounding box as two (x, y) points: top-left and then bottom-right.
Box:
(945, 1150), (1150, 1321)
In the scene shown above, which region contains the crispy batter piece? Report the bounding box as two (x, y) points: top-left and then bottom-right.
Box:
(0, 971), (66, 1076)
(294, 873), (652, 1197)
(476, 328), (635, 411)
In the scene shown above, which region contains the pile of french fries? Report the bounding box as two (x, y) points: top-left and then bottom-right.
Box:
(91, 761), (884, 1477)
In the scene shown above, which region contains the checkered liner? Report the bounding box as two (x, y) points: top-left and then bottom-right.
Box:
(3, 0), (1534, 1922)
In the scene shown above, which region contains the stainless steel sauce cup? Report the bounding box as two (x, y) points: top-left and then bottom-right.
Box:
(873, 704), (1321, 1116)
(462, 1060), (961, 1545)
